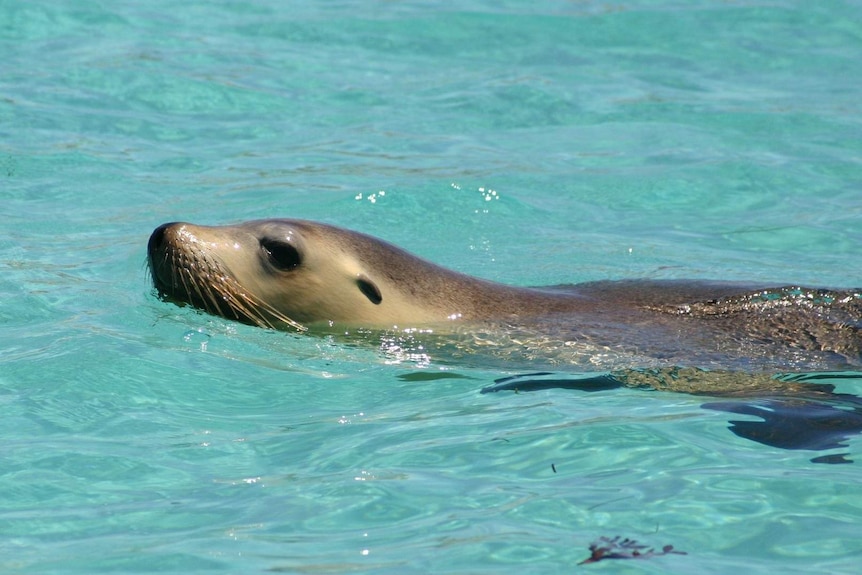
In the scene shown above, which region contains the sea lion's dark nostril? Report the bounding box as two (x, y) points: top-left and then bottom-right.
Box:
(148, 222), (179, 255)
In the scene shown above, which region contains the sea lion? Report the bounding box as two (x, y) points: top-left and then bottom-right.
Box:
(147, 219), (862, 377)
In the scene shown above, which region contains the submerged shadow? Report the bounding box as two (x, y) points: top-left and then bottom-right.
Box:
(481, 372), (862, 464)
(700, 395), (862, 464)
(481, 371), (625, 393)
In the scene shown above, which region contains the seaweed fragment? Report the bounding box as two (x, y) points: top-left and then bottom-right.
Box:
(579, 536), (686, 565)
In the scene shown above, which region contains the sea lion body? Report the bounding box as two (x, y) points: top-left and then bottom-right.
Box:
(147, 219), (862, 374)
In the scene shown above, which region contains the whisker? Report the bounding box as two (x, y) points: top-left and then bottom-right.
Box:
(200, 275), (228, 318)
(219, 275), (307, 332)
(152, 243), (307, 332)
(247, 292), (307, 332)
(211, 279), (269, 328)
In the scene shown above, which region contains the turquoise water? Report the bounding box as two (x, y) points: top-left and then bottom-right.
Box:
(3, 0), (862, 572)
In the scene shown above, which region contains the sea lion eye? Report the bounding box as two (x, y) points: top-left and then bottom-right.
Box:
(261, 239), (301, 271)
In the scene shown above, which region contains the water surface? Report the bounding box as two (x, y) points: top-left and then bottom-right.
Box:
(2, 1), (862, 573)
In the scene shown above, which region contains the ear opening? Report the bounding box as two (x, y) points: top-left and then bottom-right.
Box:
(356, 275), (383, 305)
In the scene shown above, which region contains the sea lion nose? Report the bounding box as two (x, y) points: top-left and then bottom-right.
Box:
(148, 222), (180, 255)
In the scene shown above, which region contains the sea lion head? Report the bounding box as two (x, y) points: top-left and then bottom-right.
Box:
(147, 219), (450, 330)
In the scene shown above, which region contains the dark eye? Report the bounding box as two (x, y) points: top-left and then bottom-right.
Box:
(261, 239), (301, 271)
